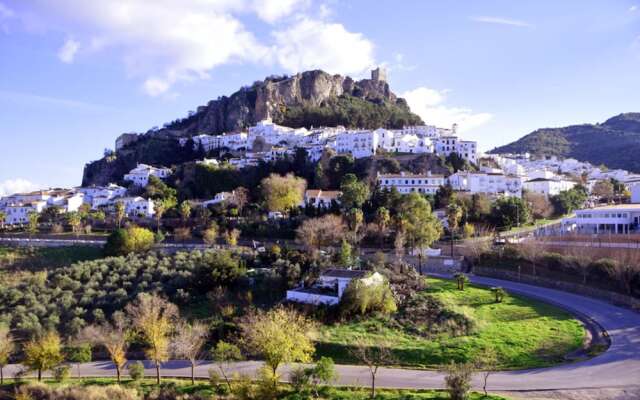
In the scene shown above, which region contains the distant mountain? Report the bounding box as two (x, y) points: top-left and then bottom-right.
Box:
(83, 69), (422, 186)
(489, 113), (640, 172)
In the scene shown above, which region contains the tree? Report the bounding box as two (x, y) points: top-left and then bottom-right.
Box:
(374, 207), (391, 247)
(67, 212), (83, 237)
(224, 228), (240, 246)
(27, 211), (39, 236)
(81, 312), (129, 383)
(454, 272), (469, 291)
(490, 197), (530, 229)
(104, 226), (155, 256)
(145, 175), (177, 201)
(308, 357), (337, 398)
(0, 324), (14, 384)
(346, 208), (365, 245)
(0, 210), (5, 229)
(444, 361), (473, 400)
(475, 348), (498, 397)
(172, 320), (208, 384)
(349, 336), (395, 398)
(231, 187), (249, 216)
(338, 239), (353, 268)
(126, 293), (179, 384)
(65, 343), (92, 379)
(524, 192), (553, 220)
(340, 279), (397, 316)
(592, 180), (614, 200)
(212, 340), (244, 392)
(114, 201), (126, 228)
(490, 287), (506, 303)
(398, 193), (443, 256)
(179, 201), (192, 226)
(240, 307), (315, 382)
(550, 186), (587, 216)
(154, 197), (176, 232)
(261, 173), (307, 214)
(469, 193), (491, 222)
(23, 331), (64, 381)
(202, 223), (218, 246)
(295, 215), (346, 257)
(447, 203), (463, 257)
(339, 173), (370, 209)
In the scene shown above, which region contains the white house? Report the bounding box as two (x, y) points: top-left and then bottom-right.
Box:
(78, 184), (127, 210)
(434, 134), (478, 164)
(561, 204), (640, 234)
(302, 190), (342, 209)
(448, 171), (522, 197)
(2, 201), (47, 225)
(523, 177), (576, 197)
(247, 118), (308, 148)
(334, 130), (379, 158)
(114, 197), (155, 217)
(286, 269), (384, 306)
(199, 191), (234, 207)
(377, 172), (445, 195)
(123, 164), (172, 187)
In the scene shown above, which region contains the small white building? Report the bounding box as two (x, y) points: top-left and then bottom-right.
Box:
(434, 134), (478, 164)
(523, 178), (576, 197)
(302, 190), (342, 209)
(561, 204), (640, 234)
(377, 172), (445, 195)
(448, 171), (522, 197)
(114, 197), (155, 217)
(2, 201), (47, 225)
(286, 269), (384, 306)
(123, 164), (172, 187)
(334, 130), (379, 158)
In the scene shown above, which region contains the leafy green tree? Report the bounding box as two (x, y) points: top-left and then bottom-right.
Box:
(114, 201), (126, 228)
(0, 324), (14, 384)
(374, 207), (391, 247)
(261, 173), (307, 214)
(446, 203), (463, 256)
(27, 212), (40, 236)
(0, 210), (5, 229)
(67, 212), (83, 237)
(550, 186), (588, 215)
(398, 193), (443, 256)
(339, 239), (353, 268)
(341, 278), (397, 316)
(490, 197), (530, 229)
(179, 201), (192, 226)
(202, 222), (219, 246)
(339, 173), (370, 209)
(145, 175), (177, 201)
(154, 197), (176, 232)
(104, 226), (155, 256)
(24, 331), (64, 381)
(240, 306), (315, 383)
(64, 343), (92, 378)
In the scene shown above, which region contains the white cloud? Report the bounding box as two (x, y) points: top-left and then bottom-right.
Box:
(470, 16), (533, 28)
(254, 0), (308, 23)
(402, 86), (493, 133)
(630, 5), (638, 12)
(19, 1), (373, 95)
(0, 179), (39, 196)
(272, 18), (374, 75)
(0, 2), (14, 19)
(57, 38), (79, 63)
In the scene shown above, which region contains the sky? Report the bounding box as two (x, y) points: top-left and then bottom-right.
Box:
(0, 0), (639, 193)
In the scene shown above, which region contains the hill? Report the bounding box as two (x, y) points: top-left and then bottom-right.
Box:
(83, 70), (422, 186)
(489, 113), (640, 172)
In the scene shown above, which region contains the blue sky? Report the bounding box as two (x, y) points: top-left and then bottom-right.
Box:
(0, 0), (639, 193)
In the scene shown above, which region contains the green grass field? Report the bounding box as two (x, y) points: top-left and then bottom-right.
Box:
(317, 278), (585, 369)
(0, 378), (508, 400)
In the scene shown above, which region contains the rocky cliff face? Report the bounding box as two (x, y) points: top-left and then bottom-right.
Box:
(167, 70), (401, 135)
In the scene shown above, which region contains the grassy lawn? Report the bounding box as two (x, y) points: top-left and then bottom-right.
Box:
(0, 378), (508, 399)
(317, 278), (585, 369)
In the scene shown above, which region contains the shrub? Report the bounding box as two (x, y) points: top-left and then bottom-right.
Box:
(104, 226), (155, 256)
(208, 368), (220, 387)
(340, 278), (397, 317)
(444, 361), (473, 400)
(288, 366), (311, 393)
(53, 364), (71, 382)
(128, 361), (145, 381)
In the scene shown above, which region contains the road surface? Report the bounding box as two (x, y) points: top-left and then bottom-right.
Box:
(4, 276), (640, 392)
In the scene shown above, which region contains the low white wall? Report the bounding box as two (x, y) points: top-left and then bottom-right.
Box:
(286, 290), (339, 305)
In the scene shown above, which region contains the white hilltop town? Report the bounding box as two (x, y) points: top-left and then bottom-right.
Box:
(3, 69), (640, 235)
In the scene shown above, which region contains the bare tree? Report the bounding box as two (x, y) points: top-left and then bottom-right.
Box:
(172, 320), (209, 384)
(0, 324), (14, 384)
(80, 312), (130, 383)
(474, 348), (498, 397)
(295, 214), (346, 257)
(348, 336), (395, 398)
(606, 248), (640, 295)
(518, 239), (545, 276)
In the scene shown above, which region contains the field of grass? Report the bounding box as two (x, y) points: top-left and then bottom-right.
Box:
(0, 378), (508, 400)
(317, 278), (585, 369)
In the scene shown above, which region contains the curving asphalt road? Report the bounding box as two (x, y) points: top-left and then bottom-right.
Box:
(4, 276), (640, 392)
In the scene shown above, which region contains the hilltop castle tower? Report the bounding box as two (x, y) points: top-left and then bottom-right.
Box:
(371, 67), (387, 82)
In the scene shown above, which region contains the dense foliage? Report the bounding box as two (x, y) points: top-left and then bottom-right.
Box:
(0, 250), (245, 337)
